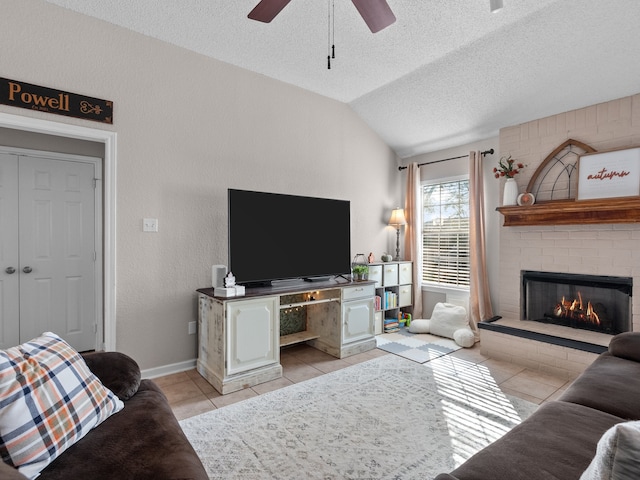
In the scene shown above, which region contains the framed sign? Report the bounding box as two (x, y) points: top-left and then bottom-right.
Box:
(0, 77), (113, 124)
(577, 146), (640, 200)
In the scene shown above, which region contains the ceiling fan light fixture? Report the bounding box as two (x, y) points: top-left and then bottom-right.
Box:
(490, 0), (504, 13)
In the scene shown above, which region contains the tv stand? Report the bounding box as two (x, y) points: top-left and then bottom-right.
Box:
(196, 279), (376, 394)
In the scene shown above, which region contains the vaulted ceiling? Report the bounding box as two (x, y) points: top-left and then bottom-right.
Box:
(44, 0), (640, 158)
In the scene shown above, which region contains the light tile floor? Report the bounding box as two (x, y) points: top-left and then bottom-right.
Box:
(155, 343), (577, 421)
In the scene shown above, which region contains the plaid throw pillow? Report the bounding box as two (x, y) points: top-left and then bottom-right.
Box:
(0, 332), (124, 479)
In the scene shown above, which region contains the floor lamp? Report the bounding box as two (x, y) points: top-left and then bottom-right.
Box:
(388, 208), (407, 261)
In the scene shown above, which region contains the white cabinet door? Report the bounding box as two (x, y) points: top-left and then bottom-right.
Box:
(398, 285), (412, 307)
(19, 156), (97, 350)
(0, 154), (19, 348)
(382, 264), (398, 286)
(226, 297), (279, 375)
(399, 262), (412, 285)
(342, 297), (374, 344)
(374, 311), (383, 335)
(368, 264), (383, 287)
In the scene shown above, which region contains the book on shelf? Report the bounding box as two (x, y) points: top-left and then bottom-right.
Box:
(381, 291), (398, 309)
(383, 317), (399, 333)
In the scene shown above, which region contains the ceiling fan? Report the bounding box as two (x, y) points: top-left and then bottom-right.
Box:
(248, 0), (396, 33)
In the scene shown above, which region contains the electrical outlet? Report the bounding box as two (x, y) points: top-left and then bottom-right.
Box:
(143, 218), (158, 232)
(188, 321), (197, 335)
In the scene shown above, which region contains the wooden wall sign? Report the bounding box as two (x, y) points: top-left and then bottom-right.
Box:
(577, 146), (640, 200)
(0, 77), (113, 124)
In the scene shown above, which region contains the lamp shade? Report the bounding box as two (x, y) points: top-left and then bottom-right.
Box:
(388, 208), (407, 227)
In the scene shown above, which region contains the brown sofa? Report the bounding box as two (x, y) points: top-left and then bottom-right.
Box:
(435, 332), (640, 480)
(1, 352), (207, 480)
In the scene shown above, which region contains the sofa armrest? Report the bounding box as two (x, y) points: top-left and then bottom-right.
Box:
(608, 332), (640, 362)
(0, 461), (28, 480)
(81, 351), (141, 401)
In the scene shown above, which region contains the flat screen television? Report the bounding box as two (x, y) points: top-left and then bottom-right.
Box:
(228, 189), (351, 286)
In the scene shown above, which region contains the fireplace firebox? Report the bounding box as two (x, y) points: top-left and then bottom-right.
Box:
(521, 271), (632, 335)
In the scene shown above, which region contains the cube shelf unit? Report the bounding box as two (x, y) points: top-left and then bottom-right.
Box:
(368, 261), (413, 334)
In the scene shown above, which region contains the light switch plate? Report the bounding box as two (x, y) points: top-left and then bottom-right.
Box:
(143, 218), (158, 232)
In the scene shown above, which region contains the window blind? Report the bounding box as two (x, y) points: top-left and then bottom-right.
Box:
(421, 179), (470, 287)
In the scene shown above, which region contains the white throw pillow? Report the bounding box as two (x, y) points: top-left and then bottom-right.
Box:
(429, 303), (469, 339)
(453, 327), (476, 348)
(580, 421), (640, 480)
(408, 319), (431, 333)
(0, 332), (124, 479)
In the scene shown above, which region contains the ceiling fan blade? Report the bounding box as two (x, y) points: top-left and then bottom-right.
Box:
(351, 0), (396, 33)
(248, 0), (292, 23)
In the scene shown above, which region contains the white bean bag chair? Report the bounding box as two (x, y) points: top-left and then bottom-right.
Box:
(408, 302), (475, 348)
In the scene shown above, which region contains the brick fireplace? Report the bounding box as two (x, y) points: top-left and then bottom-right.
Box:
(480, 93), (640, 378)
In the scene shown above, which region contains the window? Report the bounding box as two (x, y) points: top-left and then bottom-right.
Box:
(421, 177), (470, 288)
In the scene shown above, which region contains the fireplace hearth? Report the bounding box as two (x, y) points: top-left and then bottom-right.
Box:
(521, 271), (632, 335)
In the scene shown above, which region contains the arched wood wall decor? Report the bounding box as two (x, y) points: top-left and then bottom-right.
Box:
(525, 139), (596, 202)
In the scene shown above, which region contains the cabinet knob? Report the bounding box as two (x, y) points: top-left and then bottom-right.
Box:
(5, 266), (16, 274)
(23, 266), (33, 274)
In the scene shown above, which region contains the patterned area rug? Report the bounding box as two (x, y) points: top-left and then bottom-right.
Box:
(376, 328), (462, 363)
(180, 354), (538, 480)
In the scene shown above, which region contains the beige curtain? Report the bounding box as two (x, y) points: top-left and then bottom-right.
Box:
(404, 162), (423, 319)
(469, 151), (494, 332)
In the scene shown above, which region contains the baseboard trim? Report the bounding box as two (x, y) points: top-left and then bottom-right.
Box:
(141, 358), (197, 379)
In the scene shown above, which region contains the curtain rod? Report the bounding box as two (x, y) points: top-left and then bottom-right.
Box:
(397, 148), (494, 171)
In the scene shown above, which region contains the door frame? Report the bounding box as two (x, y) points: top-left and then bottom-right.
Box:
(0, 112), (117, 350)
(1, 147), (103, 349)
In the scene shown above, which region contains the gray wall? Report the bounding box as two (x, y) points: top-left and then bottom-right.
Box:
(0, 128), (104, 158)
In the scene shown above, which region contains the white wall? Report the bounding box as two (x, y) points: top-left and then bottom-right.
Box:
(1, 0), (401, 370)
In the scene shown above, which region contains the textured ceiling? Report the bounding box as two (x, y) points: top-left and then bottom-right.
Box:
(43, 0), (640, 158)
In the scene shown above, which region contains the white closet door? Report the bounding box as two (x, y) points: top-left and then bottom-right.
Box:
(0, 153), (20, 347)
(17, 156), (97, 351)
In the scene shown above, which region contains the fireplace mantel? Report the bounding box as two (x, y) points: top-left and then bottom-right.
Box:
(497, 196), (640, 226)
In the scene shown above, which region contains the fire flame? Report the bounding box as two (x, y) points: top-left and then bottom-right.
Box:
(554, 292), (600, 325)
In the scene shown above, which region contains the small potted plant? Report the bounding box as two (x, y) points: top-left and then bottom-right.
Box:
(352, 264), (369, 281)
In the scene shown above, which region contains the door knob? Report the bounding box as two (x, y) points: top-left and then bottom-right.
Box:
(5, 267), (16, 274)
(23, 266), (33, 274)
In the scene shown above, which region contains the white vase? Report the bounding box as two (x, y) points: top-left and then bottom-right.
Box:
(503, 178), (519, 206)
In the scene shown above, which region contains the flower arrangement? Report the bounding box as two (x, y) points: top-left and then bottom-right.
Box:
(493, 155), (525, 179)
